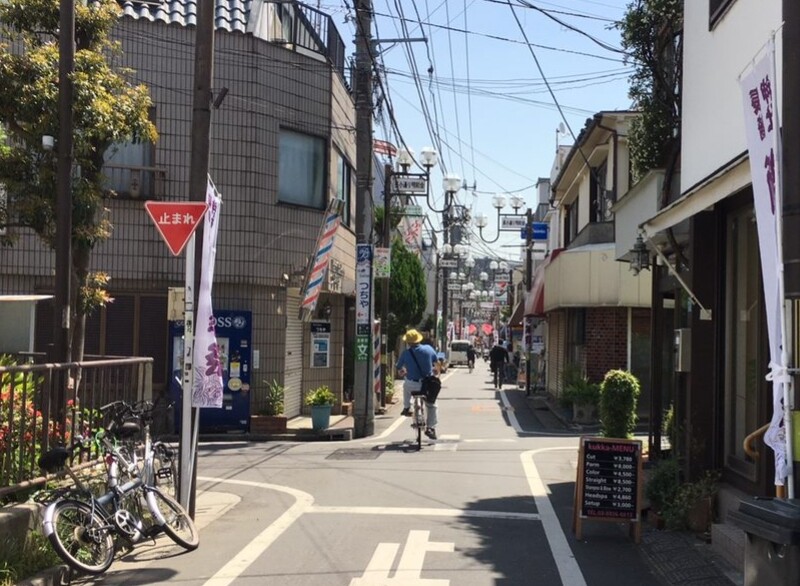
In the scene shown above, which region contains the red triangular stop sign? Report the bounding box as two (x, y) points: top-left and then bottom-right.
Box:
(144, 201), (208, 256)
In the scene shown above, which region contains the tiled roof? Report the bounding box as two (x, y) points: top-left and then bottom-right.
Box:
(118, 0), (252, 33)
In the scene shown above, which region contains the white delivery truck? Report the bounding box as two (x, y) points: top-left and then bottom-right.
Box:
(448, 339), (472, 367)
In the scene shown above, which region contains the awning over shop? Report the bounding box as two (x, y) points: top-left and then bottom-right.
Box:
(524, 249), (562, 317)
(641, 154), (749, 238)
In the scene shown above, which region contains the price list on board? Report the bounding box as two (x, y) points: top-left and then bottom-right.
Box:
(579, 438), (641, 521)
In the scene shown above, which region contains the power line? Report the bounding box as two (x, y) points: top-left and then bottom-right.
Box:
(369, 8), (627, 63)
(463, 0), (477, 188)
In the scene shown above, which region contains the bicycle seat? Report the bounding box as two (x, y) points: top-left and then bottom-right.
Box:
(411, 390), (427, 396)
(108, 418), (142, 438)
(38, 447), (70, 473)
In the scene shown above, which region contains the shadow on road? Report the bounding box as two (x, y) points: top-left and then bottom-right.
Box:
(460, 495), (560, 585)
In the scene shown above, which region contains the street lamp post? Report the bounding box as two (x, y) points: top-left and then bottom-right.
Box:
(380, 147), (438, 410)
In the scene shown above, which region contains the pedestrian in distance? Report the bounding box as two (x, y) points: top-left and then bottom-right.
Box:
(396, 329), (440, 439)
(489, 339), (509, 389)
(466, 345), (477, 373)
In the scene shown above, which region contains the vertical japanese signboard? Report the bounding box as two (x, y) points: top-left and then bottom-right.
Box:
(355, 244), (372, 362)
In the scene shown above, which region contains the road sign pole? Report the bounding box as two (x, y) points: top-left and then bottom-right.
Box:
(179, 232), (196, 510)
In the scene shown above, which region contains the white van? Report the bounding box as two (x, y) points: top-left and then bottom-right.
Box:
(448, 340), (472, 367)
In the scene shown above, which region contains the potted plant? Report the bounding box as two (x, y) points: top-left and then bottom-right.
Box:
(599, 369), (641, 439)
(305, 385), (336, 431)
(644, 457), (680, 529)
(561, 377), (600, 424)
(250, 380), (287, 434)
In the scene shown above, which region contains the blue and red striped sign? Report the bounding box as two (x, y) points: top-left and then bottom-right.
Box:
(299, 200), (343, 320)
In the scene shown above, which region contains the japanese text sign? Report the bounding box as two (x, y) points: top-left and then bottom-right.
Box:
(144, 201), (208, 256)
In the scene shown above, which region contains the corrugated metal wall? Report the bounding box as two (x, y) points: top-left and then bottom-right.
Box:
(284, 290), (304, 417)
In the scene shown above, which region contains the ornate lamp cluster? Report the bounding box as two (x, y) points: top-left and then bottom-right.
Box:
(473, 194), (527, 244)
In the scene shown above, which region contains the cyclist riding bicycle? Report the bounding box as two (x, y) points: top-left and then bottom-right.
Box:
(396, 329), (439, 439)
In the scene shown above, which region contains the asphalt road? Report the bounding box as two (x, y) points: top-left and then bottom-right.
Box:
(75, 363), (665, 586)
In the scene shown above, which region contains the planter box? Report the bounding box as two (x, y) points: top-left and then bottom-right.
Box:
(572, 402), (598, 425)
(250, 415), (287, 434)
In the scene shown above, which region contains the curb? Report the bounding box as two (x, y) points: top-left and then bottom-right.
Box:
(15, 565), (70, 586)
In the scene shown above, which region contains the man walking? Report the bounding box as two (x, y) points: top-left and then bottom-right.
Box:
(489, 339), (509, 389)
(396, 329), (440, 439)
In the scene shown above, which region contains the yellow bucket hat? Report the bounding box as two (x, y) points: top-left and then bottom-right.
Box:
(403, 329), (424, 344)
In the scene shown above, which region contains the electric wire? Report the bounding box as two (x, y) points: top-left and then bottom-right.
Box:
(463, 0), (478, 189)
(443, 0), (467, 180)
(368, 9), (627, 63)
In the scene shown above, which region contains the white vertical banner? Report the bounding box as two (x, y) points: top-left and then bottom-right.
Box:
(192, 179), (224, 408)
(740, 41), (793, 487)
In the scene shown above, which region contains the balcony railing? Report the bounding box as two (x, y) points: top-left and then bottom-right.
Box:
(273, 2), (350, 89)
(102, 163), (167, 200)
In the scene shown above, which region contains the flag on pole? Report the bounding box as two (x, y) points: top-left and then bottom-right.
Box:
(740, 41), (793, 485)
(299, 199), (343, 321)
(192, 178), (224, 408)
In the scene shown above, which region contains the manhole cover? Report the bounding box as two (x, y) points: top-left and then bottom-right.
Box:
(326, 448), (381, 460)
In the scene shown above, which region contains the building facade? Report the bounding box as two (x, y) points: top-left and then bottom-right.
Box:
(543, 112), (653, 413)
(0, 1), (358, 424)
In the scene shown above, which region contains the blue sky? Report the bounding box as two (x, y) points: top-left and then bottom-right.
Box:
(332, 0), (634, 261)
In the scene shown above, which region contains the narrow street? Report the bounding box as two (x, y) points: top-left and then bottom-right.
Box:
(79, 363), (663, 586)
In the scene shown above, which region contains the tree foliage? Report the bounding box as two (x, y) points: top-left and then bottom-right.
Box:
(375, 239), (427, 350)
(0, 0), (157, 359)
(616, 0), (683, 180)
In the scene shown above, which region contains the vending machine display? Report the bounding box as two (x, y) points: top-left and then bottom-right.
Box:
(169, 310), (252, 433)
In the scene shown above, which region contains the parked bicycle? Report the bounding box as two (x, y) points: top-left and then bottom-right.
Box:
(37, 402), (198, 575)
(103, 400), (177, 499)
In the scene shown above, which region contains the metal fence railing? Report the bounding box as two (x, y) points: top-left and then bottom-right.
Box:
(0, 357), (152, 495)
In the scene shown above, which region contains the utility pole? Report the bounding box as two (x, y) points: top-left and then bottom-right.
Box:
(784, 0), (800, 298)
(53, 0), (75, 369)
(440, 193), (450, 351)
(524, 207), (533, 396)
(354, 0), (375, 437)
(182, 0), (215, 518)
(433, 253), (440, 345)
(380, 163), (392, 410)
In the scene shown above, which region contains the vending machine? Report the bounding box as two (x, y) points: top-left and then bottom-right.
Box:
(169, 310), (252, 433)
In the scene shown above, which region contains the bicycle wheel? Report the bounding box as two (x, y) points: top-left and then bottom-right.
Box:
(45, 500), (115, 575)
(146, 488), (199, 550)
(415, 402), (424, 450)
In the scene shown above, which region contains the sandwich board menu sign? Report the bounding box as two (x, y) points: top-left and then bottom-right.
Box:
(572, 436), (643, 543)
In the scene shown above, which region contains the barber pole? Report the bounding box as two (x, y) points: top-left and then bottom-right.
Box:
(373, 320), (382, 398)
(299, 199), (343, 320)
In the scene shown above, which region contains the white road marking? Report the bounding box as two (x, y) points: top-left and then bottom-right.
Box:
(461, 438), (516, 443)
(350, 530), (453, 586)
(522, 448), (587, 586)
(351, 542), (400, 585)
(310, 505), (540, 522)
(395, 530), (453, 581)
(198, 476), (314, 586)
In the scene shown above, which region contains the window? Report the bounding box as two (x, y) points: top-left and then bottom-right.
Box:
(710, 0), (736, 27)
(724, 205), (761, 479)
(102, 107), (158, 199)
(590, 163), (611, 223)
(335, 150), (353, 226)
(278, 129), (326, 209)
(564, 202), (579, 246)
(103, 141), (155, 198)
